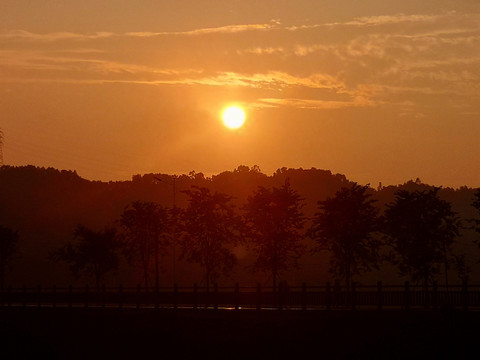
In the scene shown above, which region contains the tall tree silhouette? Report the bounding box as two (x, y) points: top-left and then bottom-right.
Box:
(309, 183), (381, 290)
(51, 225), (120, 291)
(0, 225), (19, 290)
(468, 188), (480, 273)
(470, 189), (480, 237)
(243, 180), (306, 290)
(383, 188), (460, 287)
(180, 186), (240, 289)
(119, 201), (170, 288)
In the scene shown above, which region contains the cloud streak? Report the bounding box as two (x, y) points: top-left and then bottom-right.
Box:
(0, 22), (280, 42)
(258, 97), (375, 110)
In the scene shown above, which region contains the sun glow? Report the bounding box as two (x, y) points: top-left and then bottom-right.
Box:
(222, 106), (246, 129)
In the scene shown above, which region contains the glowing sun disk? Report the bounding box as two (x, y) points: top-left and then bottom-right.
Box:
(222, 106), (246, 129)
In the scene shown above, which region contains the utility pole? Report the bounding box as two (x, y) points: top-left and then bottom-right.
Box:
(0, 128), (3, 167)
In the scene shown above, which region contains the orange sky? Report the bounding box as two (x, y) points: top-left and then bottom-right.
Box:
(1, 1), (480, 187)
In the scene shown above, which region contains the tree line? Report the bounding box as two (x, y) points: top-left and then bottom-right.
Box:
(0, 181), (472, 291)
(1, 166), (480, 289)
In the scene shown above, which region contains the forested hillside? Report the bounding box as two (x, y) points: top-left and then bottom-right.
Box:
(0, 165), (478, 287)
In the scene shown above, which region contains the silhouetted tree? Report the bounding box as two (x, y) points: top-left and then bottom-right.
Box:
(243, 180), (306, 290)
(119, 201), (170, 288)
(50, 225), (120, 291)
(383, 188), (460, 288)
(180, 186), (240, 289)
(0, 225), (19, 289)
(309, 183), (381, 290)
(464, 188), (480, 280)
(471, 189), (480, 241)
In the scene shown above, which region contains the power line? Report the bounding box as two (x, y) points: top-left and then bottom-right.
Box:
(2, 131), (158, 181)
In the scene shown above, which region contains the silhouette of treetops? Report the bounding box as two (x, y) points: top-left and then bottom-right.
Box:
(179, 186), (241, 289)
(309, 183), (381, 290)
(383, 188), (461, 288)
(119, 201), (170, 289)
(50, 225), (120, 291)
(243, 179), (306, 290)
(0, 225), (19, 290)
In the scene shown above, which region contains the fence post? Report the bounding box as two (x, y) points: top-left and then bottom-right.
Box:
(234, 283), (239, 310)
(377, 281), (382, 311)
(278, 281), (283, 310)
(432, 281), (438, 310)
(256, 283), (262, 311)
(404, 281), (410, 311)
(351, 282), (356, 311)
(22, 285), (27, 308)
(53, 284), (57, 308)
(154, 284), (159, 309)
(193, 283), (198, 310)
(284, 281), (290, 310)
(84, 285), (89, 308)
(174, 283), (178, 310)
(102, 284), (106, 308)
(118, 284), (123, 309)
(7, 285), (12, 307)
(302, 282), (307, 311)
(214, 283), (218, 310)
(334, 280), (340, 308)
(424, 282), (430, 309)
(136, 284), (141, 310)
(326, 282), (331, 311)
(462, 279), (468, 312)
(68, 285), (72, 308)
(37, 285), (42, 308)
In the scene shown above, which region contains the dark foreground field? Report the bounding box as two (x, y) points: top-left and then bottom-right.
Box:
(1, 308), (479, 359)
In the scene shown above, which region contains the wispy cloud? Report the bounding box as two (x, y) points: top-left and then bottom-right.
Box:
(0, 30), (115, 42)
(338, 13), (446, 26)
(258, 96), (375, 110)
(0, 22), (280, 43)
(129, 22), (279, 37)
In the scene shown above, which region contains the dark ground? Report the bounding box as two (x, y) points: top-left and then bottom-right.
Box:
(0, 307), (479, 359)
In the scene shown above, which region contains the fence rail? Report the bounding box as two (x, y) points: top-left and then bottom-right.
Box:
(1, 281), (479, 311)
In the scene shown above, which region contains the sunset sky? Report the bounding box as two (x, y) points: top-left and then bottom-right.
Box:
(1, 0), (480, 187)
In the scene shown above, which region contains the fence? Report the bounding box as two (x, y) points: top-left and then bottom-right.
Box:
(1, 281), (479, 311)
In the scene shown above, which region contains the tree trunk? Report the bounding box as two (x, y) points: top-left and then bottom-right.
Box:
(0, 260), (4, 291)
(345, 265), (351, 294)
(424, 270), (430, 308)
(272, 269), (277, 293)
(443, 245), (449, 291)
(142, 252), (149, 288)
(94, 263), (100, 293)
(206, 266), (210, 294)
(154, 234), (159, 291)
(95, 275), (100, 293)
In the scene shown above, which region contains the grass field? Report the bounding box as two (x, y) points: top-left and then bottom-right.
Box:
(1, 308), (479, 359)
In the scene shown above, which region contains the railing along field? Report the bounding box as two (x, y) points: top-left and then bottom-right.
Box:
(1, 281), (479, 311)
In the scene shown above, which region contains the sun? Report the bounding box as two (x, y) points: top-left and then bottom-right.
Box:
(222, 106), (246, 129)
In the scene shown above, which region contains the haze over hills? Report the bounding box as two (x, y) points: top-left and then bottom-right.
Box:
(0, 164), (478, 287)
